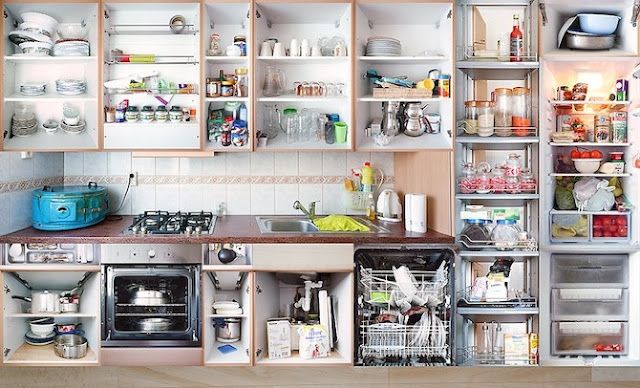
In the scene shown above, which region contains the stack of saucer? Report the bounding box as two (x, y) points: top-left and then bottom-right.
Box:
(365, 36), (401, 56)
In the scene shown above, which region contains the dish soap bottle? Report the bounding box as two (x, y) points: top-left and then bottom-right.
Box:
(361, 162), (374, 192)
(366, 193), (376, 220)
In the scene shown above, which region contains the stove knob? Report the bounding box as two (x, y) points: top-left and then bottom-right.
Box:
(148, 249), (156, 259)
(195, 226), (203, 234)
(185, 225), (193, 234)
(140, 226), (148, 234)
(132, 225), (140, 234)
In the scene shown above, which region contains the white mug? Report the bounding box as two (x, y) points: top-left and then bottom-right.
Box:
(290, 38), (300, 57)
(311, 43), (322, 57)
(260, 41), (272, 56)
(273, 42), (286, 57)
(333, 43), (347, 57)
(226, 44), (241, 56)
(300, 39), (310, 57)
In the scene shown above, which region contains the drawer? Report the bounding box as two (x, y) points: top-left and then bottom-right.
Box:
(551, 254), (628, 288)
(550, 212), (631, 243)
(552, 289), (628, 321)
(552, 322), (627, 356)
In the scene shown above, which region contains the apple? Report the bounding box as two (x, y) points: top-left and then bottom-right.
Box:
(618, 227), (628, 237)
(570, 149), (581, 159)
(593, 218), (603, 226)
(580, 151), (591, 158)
(590, 150), (603, 159)
(604, 231), (614, 237)
(608, 225), (618, 233)
(593, 230), (604, 237)
(617, 216), (628, 226)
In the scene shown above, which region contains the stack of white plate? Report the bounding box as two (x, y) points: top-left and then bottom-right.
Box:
(20, 82), (46, 96)
(61, 119), (86, 134)
(55, 79), (86, 95)
(8, 12), (57, 55)
(52, 40), (90, 56)
(365, 36), (401, 56)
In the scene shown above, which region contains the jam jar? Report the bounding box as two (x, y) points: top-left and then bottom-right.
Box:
(125, 106), (139, 122)
(505, 153), (522, 177)
(474, 162), (492, 194)
(460, 219), (492, 250)
(491, 168), (507, 194)
(169, 106), (183, 122)
(140, 106), (154, 123)
(221, 81), (235, 97)
(490, 219), (522, 251)
(506, 176), (520, 194)
(155, 105), (168, 122)
(519, 168), (537, 193)
(459, 163), (477, 194)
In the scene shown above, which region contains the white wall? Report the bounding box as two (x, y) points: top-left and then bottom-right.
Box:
(63, 151), (394, 216)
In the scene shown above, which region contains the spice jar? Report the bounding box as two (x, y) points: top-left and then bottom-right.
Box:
(206, 78), (221, 97)
(169, 106), (183, 122)
(221, 80), (235, 97)
(105, 107), (116, 123)
(464, 101), (479, 134)
(491, 219), (522, 251)
(140, 106), (154, 123)
(505, 153), (522, 177)
(125, 106), (139, 122)
(494, 88), (513, 135)
(519, 168), (536, 193)
(155, 105), (168, 122)
(459, 163), (477, 194)
(460, 219), (492, 250)
(234, 35), (247, 56)
(512, 87), (531, 135)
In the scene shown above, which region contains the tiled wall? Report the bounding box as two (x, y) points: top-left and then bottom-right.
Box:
(0, 152), (64, 235)
(63, 152), (394, 216)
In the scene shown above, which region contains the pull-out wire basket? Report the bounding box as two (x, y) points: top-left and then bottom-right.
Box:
(359, 267), (448, 308)
(360, 321), (450, 359)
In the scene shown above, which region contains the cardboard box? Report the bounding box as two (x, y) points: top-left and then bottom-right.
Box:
(504, 333), (529, 365)
(267, 319), (291, 359)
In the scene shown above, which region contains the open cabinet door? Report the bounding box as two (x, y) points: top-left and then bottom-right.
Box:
(252, 272), (279, 364)
(472, 6), (489, 98)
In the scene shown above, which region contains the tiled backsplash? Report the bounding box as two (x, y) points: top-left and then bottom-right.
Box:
(0, 152), (64, 235)
(63, 152), (394, 216)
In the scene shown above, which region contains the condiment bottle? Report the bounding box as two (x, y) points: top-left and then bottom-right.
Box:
(510, 14), (523, 62)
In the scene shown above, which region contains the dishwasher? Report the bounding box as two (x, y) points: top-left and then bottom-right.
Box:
(354, 245), (455, 366)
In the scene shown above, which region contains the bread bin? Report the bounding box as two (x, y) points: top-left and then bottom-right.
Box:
(32, 182), (108, 231)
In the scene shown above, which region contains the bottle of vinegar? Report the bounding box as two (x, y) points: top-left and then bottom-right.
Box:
(510, 14), (523, 62)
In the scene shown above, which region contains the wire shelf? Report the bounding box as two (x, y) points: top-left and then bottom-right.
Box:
(457, 121), (538, 138)
(360, 321), (449, 359)
(457, 286), (537, 309)
(359, 267), (448, 308)
(458, 346), (532, 366)
(457, 235), (538, 252)
(457, 46), (538, 62)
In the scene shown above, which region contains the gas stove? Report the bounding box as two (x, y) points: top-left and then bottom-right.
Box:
(125, 211), (216, 235)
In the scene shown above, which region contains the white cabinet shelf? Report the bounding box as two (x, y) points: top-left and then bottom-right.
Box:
(257, 56), (349, 65)
(205, 56), (249, 64)
(4, 56), (98, 64)
(3, 343), (99, 365)
(359, 55), (447, 64)
(358, 95), (450, 103)
(5, 93), (97, 102)
(205, 97), (249, 102)
(550, 142), (631, 147)
(258, 94), (347, 103)
(3, 129), (97, 151)
(256, 134), (351, 151)
(5, 313), (97, 319)
(357, 133), (452, 151)
(550, 173), (631, 177)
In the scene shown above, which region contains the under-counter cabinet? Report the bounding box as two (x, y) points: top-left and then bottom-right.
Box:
(1, 270), (101, 365)
(2, 2), (100, 151)
(354, 1), (454, 151)
(102, 2), (201, 150)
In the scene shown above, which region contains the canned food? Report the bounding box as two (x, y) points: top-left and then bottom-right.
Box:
(221, 81), (235, 97)
(206, 78), (221, 97)
(595, 114), (611, 143)
(611, 112), (628, 143)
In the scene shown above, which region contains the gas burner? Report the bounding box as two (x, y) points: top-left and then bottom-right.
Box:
(125, 211), (216, 235)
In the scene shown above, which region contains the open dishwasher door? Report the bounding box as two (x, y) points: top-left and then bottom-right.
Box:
(354, 245), (455, 366)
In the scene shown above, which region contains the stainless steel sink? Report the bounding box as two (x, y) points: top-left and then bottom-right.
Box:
(255, 216), (391, 234)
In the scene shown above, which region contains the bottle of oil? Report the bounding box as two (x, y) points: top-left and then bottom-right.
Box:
(365, 193), (376, 220)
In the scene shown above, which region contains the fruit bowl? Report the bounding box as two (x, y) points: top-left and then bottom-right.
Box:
(572, 158), (602, 174)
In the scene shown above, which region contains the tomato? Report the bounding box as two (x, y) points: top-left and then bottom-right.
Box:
(611, 217), (617, 226)
(608, 225), (618, 233)
(617, 216), (627, 226)
(604, 231), (614, 237)
(593, 230), (604, 237)
(618, 227), (628, 237)
(570, 149), (582, 159)
(593, 217), (603, 226)
(600, 216), (611, 225)
(590, 150), (603, 159)
(580, 151), (591, 158)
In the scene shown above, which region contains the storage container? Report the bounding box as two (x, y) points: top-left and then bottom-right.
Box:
(550, 212), (631, 243)
(552, 288), (628, 321)
(32, 182), (108, 231)
(551, 254), (628, 288)
(552, 322), (627, 356)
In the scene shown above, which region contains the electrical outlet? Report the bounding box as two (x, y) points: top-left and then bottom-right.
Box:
(20, 151), (32, 159)
(129, 172), (138, 186)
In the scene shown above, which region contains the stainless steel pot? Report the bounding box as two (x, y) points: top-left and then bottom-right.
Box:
(214, 318), (241, 342)
(53, 334), (88, 359)
(60, 302), (79, 313)
(136, 317), (172, 332)
(129, 288), (169, 306)
(12, 290), (60, 313)
(566, 31), (616, 50)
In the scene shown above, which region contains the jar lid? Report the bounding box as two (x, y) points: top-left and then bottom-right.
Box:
(494, 88), (512, 95)
(512, 87), (530, 95)
(142, 105), (153, 111)
(465, 219), (492, 225)
(233, 35), (246, 41)
(496, 219), (517, 224)
(283, 108), (297, 115)
(170, 106), (181, 111)
(127, 106), (138, 111)
(221, 80), (235, 86)
(157, 105), (167, 110)
(465, 100), (494, 107)
(235, 68), (248, 75)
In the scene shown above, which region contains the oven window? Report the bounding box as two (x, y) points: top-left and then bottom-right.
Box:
(113, 275), (190, 332)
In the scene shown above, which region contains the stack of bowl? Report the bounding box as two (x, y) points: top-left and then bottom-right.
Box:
(8, 12), (58, 56)
(24, 317), (56, 345)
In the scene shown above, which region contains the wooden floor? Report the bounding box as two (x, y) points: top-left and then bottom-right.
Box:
(1, 366), (640, 387)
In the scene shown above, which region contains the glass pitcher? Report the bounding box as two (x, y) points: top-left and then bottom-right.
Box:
(282, 108), (299, 144)
(262, 66), (285, 97)
(262, 103), (281, 139)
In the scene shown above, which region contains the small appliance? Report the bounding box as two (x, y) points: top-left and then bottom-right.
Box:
(376, 189), (402, 223)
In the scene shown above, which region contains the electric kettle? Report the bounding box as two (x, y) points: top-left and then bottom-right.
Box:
(376, 189), (402, 223)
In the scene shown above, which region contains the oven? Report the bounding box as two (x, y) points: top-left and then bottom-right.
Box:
(101, 244), (202, 348)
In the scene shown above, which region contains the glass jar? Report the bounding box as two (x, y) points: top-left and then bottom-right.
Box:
(505, 153), (522, 177)
(169, 106), (183, 122)
(464, 101), (479, 134)
(155, 105), (168, 122)
(234, 68), (248, 97)
(206, 78), (221, 97)
(140, 106), (154, 123)
(494, 88), (513, 135)
(512, 87), (531, 134)
(221, 81), (235, 97)
(506, 176), (520, 194)
(519, 168), (537, 193)
(460, 219), (492, 250)
(234, 35), (247, 56)
(282, 108), (299, 144)
(459, 163), (477, 194)
(125, 106), (139, 122)
(474, 163), (492, 194)
(490, 219), (522, 251)
(491, 169), (507, 194)
(478, 102), (495, 137)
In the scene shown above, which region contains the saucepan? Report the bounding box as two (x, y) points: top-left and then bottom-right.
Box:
(136, 317), (172, 332)
(53, 334), (88, 359)
(12, 291), (60, 313)
(128, 285), (170, 306)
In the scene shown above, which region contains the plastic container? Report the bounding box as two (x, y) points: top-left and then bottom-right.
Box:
(552, 288), (628, 321)
(551, 254), (628, 287)
(490, 219), (521, 250)
(361, 162), (374, 192)
(460, 219), (492, 250)
(577, 13), (621, 35)
(125, 106), (139, 122)
(552, 322), (627, 356)
(155, 105), (168, 122)
(512, 87), (531, 135)
(494, 88), (512, 135)
(140, 106), (154, 123)
(592, 213), (630, 241)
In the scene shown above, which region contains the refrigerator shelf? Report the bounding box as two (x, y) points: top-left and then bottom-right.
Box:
(457, 346), (536, 367)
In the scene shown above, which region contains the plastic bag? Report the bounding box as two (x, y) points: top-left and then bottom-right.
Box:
(555, 185), (576, 210)
(572, 177), (602, 211)
(298, 325), (330, 359)
(584, 181), (615, 212)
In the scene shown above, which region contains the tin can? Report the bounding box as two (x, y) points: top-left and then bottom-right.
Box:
(594, 114), (611, 143)
(438, 75), (450, 98)
(611, 112), (628, 143)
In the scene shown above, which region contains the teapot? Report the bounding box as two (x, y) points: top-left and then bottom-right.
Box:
(262, 66), (285, 97)
(400, 102), (431, 137)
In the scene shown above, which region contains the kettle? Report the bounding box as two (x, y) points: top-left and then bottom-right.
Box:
(400, 102), (431, 137)
(381, 101), (401, 136)
(376, 189), (402, 223)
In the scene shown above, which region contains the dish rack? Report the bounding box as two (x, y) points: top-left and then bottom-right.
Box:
(360, 321), (450, 359)
(457, 286), (537, 309)
(457, 346), (530, 366)
(359, 267), (448, 307)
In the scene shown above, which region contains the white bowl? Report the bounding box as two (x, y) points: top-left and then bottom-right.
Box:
(577, 13), (621, 35)
(572, 158), (602, 174)
(21, 12), (58, 36)
(63, 115), (80, 125)
(29, 322), (55, 336)
(19, 41), (52, 56)
(56, 23), (88, 40)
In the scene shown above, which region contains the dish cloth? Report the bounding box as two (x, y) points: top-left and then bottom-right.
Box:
(217, 344), (237, 354)
(313, 215), (370, 232)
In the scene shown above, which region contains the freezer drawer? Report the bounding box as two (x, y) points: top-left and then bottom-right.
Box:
(552, 322), (627, 356)
(552, 289), (628, 321)
(551, 254), (628, 288)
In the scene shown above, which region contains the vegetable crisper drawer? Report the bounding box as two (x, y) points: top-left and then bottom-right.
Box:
(552, 289), (629, 321)
(551, 254), (628, 288)
(552, 322), (628, 356)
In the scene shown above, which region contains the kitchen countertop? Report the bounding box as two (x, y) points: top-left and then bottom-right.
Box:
(0, 215), (454, 245)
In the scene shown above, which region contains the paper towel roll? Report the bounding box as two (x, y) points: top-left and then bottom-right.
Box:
(409, 194), (427, 233)
(404, 194), (413, 231)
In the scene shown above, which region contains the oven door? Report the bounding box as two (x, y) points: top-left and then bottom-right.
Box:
(102, 265), (200, 347)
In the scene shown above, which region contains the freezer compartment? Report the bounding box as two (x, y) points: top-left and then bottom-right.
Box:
(551, 254), (628, 287)
(551, 289), (628, 321)
(552, 322), (627, 356)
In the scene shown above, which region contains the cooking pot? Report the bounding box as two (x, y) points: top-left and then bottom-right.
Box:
(214, 318), (241, 342)
(129, 287), (170, 305)
(60, 301), (79, 313)
(55, 323), (83, 334)
(53, 334), (88, 359)
(12, 291), (60, 313)
(136, 317), (172, 332)
(32, 182), (108, 231)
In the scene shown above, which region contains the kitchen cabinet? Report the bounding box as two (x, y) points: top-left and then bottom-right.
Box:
(1, 270), (101, 365)
(354, 1), (454, 151)
(454, 1), (540, 366)
(202, 270), (253, 365)
(1, 2), (100, 151)
(102, 2), (202, 150)
(253, 0), (353, 151)
(538, 0), (639, 57)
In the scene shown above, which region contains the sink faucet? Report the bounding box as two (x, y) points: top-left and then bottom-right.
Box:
(293, 200), (318, 221)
